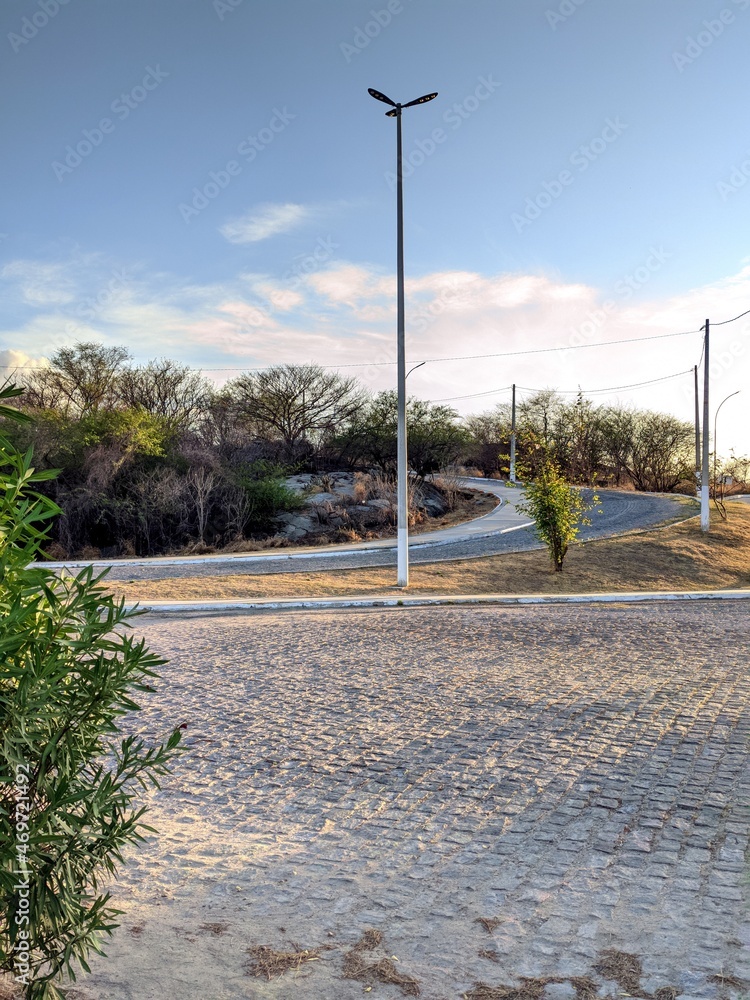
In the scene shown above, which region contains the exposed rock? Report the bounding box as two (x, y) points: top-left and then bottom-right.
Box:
(305, 492), (339, 506)
(273, 514), (317, 538)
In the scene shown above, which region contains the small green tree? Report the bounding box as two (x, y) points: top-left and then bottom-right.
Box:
(517, 457), (599, 572)
(0, 384), (182, 999)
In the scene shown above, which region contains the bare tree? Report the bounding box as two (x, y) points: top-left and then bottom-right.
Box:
(226, 364), (365, 459)
(22, 342), (131, 416)
(186, 466), (218, 543)
(600, 407), (692, 492)
(118, 359), (211, 430)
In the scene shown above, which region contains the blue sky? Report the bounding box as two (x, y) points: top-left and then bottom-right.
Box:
(2, 0), (749, 455)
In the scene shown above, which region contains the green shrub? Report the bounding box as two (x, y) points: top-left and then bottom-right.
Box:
(234, 461), (303, 533)
(517, 458), (599, 571)
(0, 385), (182, 999)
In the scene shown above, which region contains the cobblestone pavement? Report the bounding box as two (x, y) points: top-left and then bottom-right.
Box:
(81, 601), (750, 1000)
(82, 489), (685, 582)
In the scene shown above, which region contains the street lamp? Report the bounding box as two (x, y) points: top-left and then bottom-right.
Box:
(368, 87), (438, 588)
(713, 390), (741, 501)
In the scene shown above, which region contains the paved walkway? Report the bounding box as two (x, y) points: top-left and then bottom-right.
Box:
(79, 601), (750, 1000)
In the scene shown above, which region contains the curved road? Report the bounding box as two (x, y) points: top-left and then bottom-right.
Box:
(38, 479), (692, 582)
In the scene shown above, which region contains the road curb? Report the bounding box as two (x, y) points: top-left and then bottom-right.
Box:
(132, 588), (750, 615)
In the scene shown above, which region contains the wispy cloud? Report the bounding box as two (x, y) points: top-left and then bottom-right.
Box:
(2, 251), (749, 454)
(0, 260), (78, 306)
(219, 203), (309, 244)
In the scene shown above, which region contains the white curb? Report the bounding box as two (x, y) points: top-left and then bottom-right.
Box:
(131, 589), (750, 615)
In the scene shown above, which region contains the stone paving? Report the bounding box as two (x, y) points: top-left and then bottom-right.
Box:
(81, 601), (750, 1000)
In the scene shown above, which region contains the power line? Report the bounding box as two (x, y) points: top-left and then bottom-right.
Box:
(521, 369), (693, 396)
(711, 307), (750, 327)
(0, 323), (706, 374)
(431, 368), (692, 403)
(3, 305), (745, 376)
(431, 385), (513, 402)
(417, 327), (701, 365)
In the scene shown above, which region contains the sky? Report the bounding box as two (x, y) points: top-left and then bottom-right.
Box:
(1, 0), (749, 456)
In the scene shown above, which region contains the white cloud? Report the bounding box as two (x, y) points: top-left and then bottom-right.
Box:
(219, 203), (309, 244)
(0, 260), (77, 305)
(2, 252), (749, 455)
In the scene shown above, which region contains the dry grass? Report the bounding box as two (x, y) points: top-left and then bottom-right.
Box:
(463, 978), (561, 1000)
(475, 916), (504, 933)
(569, 977), (600, 1000)
(112, 503), (750, 604)
(593, 948), (643, 994)
(342, 929), (421, 996)
(246, 943), (320, 980)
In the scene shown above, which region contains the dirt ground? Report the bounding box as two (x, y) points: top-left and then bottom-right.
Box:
(110, 503), (750, 604)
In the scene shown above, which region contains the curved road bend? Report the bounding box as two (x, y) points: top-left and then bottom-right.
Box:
(37, 479), (691, 583)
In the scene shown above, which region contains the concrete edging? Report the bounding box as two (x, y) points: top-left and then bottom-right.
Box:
(132, 588), (750, 615)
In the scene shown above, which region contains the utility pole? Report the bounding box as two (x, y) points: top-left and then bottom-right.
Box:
(694, 365), (700, 486)
(700, 319), (710, 532)
(368, 87), (438, 588)
(510, 383), (517, 482)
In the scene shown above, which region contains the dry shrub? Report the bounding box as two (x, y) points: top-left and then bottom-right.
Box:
(79, 545), (102, 560)
(40, 540), (67, 561)
(246, 944), (320, 980)
(333, 527), (361, 542)
(353, 472), (370, 503)
(266, 534), (292, 547)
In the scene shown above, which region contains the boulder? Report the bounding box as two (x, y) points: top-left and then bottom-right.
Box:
(274, 513), (317, 537)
